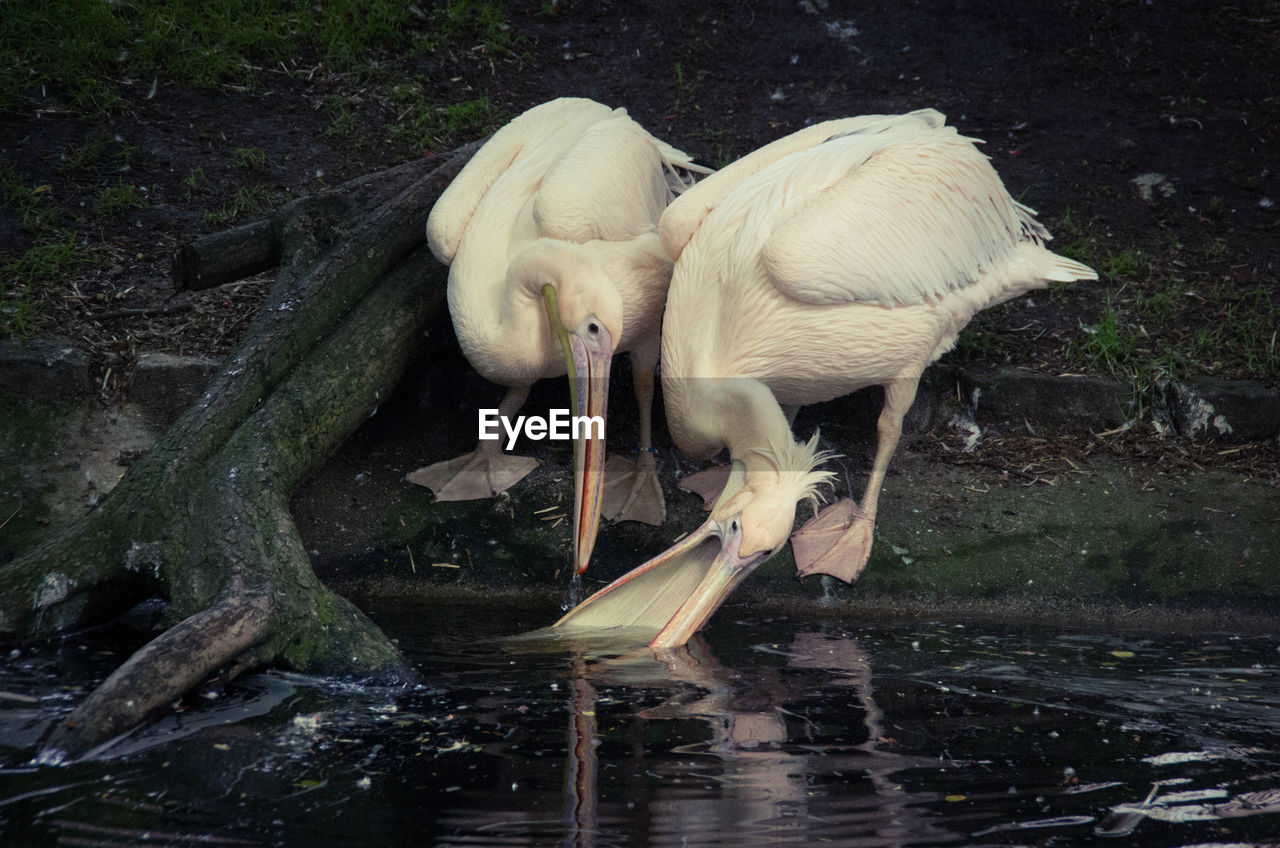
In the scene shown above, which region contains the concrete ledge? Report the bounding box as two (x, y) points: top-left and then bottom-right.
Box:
(125, 352), (221, 429)
(1163, 376), (1280, 443)
(956, 365), (1130, 434)
(0, 339), (91, 398)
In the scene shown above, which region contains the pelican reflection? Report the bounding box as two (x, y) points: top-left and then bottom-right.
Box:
(557, 629), (953, 846)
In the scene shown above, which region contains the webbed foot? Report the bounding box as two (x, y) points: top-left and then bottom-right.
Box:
(406, 449), (538, 500)
(601, 452), (665, 526)
(790, 499), (875, 582)
(677, 465), (732, 510)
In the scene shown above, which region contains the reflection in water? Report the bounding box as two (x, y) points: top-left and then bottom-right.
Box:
(553, 632), (957, 847)
(3, 613), (1278, 846)
(565, 655), (599, 848)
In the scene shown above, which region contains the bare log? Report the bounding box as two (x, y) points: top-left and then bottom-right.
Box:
(171, 218), (278, 291)
(172, 155), (450, 291)
(40, 581), (274, 763)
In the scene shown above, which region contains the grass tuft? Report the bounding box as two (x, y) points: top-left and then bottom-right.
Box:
(2, 232), (84, 286)
(387, 89), (504, 153)
(92, 180), (149, 218)
(1, 233), (86, 337)
(202, 184), (284, 229)
(0, 1), (441, 114)
(1069, 295), (1135, 378)
(1, 1), (523, 116)
(181, 167), (212, 199)
(231, 147), (268, 172)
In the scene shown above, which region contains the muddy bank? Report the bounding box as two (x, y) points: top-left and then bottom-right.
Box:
(9, 335), (1273, 637)
(317, 408), (1280, 636)
(7, 333), (1280, 637)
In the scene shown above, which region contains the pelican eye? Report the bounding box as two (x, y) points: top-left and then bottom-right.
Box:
(730, 519), (739, 534)
(587, 321), (600, 335)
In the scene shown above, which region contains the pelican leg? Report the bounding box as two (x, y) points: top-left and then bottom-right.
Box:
(791, 379), (917, 582)
(406, 385), (538, 499)
(601, 352), (666, 526)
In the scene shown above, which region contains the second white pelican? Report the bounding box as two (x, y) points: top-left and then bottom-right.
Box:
(554, 108), (1097, 644)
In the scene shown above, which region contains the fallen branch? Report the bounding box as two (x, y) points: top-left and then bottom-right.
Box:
(42, 580), (274, 762)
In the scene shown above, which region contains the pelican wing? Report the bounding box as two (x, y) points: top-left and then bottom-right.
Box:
(659, 109), (946, 263)
(760, 130), (1043, 307)
(533, 112), (705, 244)
(426, 98), (616, 263)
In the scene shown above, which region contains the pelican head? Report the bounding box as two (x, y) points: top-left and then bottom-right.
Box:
(552, 433), (835, 647)
(528, 244), (624, 577)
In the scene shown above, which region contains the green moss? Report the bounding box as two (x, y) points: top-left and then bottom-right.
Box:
(838, 463), (1280, 613)
(0, 398), (77, 560)
(373, 444), (1280, 628)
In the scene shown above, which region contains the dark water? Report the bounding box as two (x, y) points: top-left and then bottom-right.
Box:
(2, 605), (1278, 847)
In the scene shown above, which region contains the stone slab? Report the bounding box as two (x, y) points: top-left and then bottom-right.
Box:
(0, 339), (91, 398)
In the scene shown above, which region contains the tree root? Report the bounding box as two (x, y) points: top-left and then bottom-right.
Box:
(1, 144), (479, 759)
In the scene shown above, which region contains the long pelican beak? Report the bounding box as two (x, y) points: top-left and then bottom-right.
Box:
(552, 462), (770, 648)
(542, 285), (612, 576)
(647, 515), (769, 649)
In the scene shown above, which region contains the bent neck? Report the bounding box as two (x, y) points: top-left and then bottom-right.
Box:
(452, 240), (609, 387)
(669, 376), (794, 473)
(508, 240), (598, 302)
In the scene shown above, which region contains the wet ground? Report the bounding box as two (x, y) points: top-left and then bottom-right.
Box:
(3, 604), (1278, 846)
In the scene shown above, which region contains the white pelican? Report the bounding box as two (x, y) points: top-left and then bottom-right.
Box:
(553, 109), (1097, 644)
(407, 98), (710, 574)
